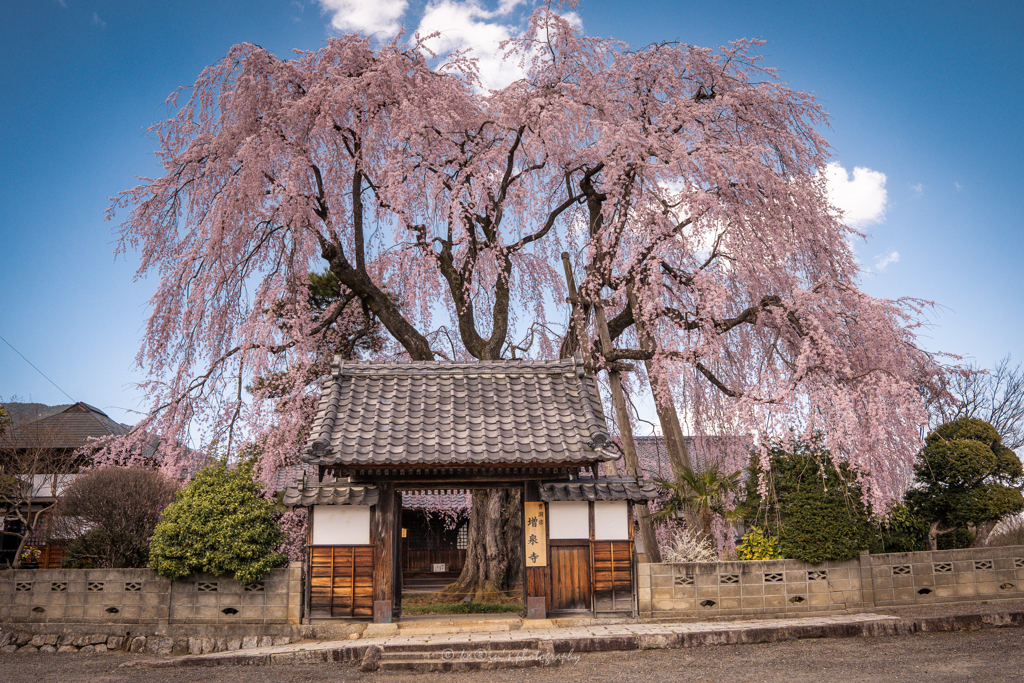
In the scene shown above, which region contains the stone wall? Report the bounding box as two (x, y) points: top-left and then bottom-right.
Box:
(639, 545), (1024, 619)
(0, 563), (302, 626)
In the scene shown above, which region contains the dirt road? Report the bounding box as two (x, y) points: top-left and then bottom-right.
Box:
(4, 627), (1023, 683)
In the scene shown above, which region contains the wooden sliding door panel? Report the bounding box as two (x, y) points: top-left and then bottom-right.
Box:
(309, 545), (374, 618)
(592, 541), (633, 613)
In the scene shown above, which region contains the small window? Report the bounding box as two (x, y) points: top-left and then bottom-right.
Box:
(456, 523), (468, 550)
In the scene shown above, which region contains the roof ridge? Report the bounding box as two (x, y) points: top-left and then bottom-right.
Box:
(329, 356), (578, 378)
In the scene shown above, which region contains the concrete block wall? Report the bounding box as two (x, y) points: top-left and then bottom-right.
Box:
(639, 545), (1024, 619)
(0, 563), (302, 626)
(866, 546), (1024, 606)
(639, 558), (864, 619)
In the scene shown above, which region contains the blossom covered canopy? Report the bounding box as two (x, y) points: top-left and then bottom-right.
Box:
(104, 6), (946, 509)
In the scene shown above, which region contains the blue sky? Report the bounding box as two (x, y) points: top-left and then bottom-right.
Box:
(1, 0), (1021, 427)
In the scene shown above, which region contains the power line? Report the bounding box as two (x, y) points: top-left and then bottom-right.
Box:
(0, 333), (76, 403)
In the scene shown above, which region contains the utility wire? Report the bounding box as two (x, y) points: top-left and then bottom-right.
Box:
(0, 333), (76, 403)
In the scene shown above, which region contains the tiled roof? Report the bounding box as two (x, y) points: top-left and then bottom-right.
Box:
(272, 463), (318, 492)
(301, 358), (618, 467)
(401, 489), (471, 510)
(281, 483), (379, 507)
(633, 435), (752, 479)
(540, 477), (660, 502)
(274, 463), (471, 509)
(1, 402), (130, 450)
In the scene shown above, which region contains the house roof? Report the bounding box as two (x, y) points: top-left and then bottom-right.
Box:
(633, 435), (753, 479)
(301, 358), (619, 468)
(281, 483), (379, 507)
(1, 402), (130, 450)
(540, 477), (660, 502)
(274, 464), (471, 509)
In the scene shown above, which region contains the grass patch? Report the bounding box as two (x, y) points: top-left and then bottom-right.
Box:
(402, 601), (523, 616)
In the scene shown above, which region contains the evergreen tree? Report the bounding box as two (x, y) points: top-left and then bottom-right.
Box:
(906, 418), (1024, 550)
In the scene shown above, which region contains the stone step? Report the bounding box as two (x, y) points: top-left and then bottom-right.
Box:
(396, 622), (516, 635)
(378, 649), (554, 672)
(394, 614), (524, 635)
(383, 639), (541, 653)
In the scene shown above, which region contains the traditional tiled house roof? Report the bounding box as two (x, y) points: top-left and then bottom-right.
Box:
(540, 477), (660, 502)
(633, 435), (753, 479)
(273, 463), (471, 510)
(301, 358), (619, 468)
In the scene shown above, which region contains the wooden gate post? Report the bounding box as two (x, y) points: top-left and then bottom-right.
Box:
(393, 490), (403, 620)
(373, 482), (396, 623)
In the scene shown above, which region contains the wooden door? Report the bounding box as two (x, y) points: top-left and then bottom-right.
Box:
(310, 546), (374, 618)
(549, 544), (591, 611)
(592, 541), (633, 613)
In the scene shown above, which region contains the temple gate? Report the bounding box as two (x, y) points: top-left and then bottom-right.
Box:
(282, 358), (657, 622)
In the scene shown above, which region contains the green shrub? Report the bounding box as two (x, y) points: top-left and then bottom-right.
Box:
(738, 443), (875, 564)
(148, 460), (284, 584)
(871, 503), (928, 554)
(937, 527), (975, 550)
(735, 526), (783, 560)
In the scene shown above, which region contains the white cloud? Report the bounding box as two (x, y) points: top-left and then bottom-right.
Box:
(823, 162), (887, 228)
(416, 0), (527, 90)
(91, 11), (105, 27)
(874, 250), (899, 270)
(911, 182), (925, 197)
(955, 182), (962, 191)
(318, 0), (408, 36)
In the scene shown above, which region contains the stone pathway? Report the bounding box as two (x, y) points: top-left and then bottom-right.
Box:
(117, 608), (1024, 671)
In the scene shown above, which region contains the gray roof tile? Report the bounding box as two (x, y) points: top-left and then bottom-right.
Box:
(540, 477), (660, 502)
(301, 358), (618, 467)
(281, 484), (379, 507)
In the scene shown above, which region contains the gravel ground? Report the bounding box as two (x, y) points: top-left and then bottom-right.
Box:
(4, 601), (1024, 682)
(876, 598), (1024, 618)
(2, 628), (1023, 683)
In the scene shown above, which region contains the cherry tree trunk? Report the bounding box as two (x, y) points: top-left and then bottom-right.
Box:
(442, 489), (523, 603)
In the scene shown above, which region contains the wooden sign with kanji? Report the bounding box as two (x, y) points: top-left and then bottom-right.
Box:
(524, 501), (548, 567)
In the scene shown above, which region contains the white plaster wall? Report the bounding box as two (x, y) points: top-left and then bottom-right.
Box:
(548, 501), (590, 539)
(311, 505), (371, 545)
(593, 501), (629, 540)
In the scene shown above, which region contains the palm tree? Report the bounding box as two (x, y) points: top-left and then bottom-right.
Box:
(651, 464), (742, 541)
